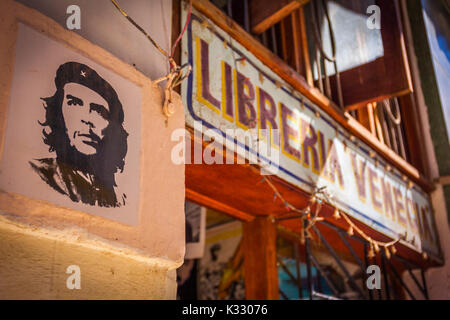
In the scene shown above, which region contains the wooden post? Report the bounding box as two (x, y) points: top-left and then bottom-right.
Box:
(298, 8), (313, 86)
(243, 216), (279, 300)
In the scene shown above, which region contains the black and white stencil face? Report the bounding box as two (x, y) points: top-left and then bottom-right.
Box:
(27, 61), (130, 208)
(62, 83), (110, 155)
(0, 23), (142, 224)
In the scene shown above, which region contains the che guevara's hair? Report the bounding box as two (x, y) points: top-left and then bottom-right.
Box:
(39, 62), (128, 186)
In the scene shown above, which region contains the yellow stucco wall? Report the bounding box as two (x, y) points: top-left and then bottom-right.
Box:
(0, 217), (177, 299)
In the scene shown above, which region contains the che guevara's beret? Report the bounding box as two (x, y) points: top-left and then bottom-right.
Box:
(54, 61), (124, 123)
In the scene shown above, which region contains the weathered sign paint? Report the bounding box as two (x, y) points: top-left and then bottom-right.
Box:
(181, 7), (440, 257)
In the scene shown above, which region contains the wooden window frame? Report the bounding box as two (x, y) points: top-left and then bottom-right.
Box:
(249, 0), (413, 111)
(337, 0), (414, 110)
(250, 0), (310, 34)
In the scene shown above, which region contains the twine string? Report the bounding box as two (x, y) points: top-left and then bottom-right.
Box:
(110, 0), (192, 121)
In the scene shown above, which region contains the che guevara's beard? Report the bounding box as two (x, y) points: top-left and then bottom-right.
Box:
(55, 132), (115, 188)
(72, 129), (102, 151)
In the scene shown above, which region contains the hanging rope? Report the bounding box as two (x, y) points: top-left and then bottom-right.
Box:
(111, 0), (172, 63)
(249, 165), (403, 260)
(110, 0), (192, 121)
(171, 0), (193, 58)
(310, 0), (336, 63)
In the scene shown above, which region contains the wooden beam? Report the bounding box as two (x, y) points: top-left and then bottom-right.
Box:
(438, 176), (450, 185)
(243, 216), (279, 299)
(186, 188), (254, 222)
(399, 94), (426, 174)
(250, 0), (309, 34)
(298, 7), (313, 86)
(279, 15), (289, 62)
(291, 10), (303, 74)
(171, 0), (181, 93)
(356, 105), (373, 134)
(280, 13), (297, 71)
(356, 103), (376, 136)
(367, 103), (376, 136)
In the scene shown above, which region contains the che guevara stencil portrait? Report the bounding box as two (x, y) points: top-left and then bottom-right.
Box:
(31, 61), (128, 208)
(0, 23), (141, 225)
